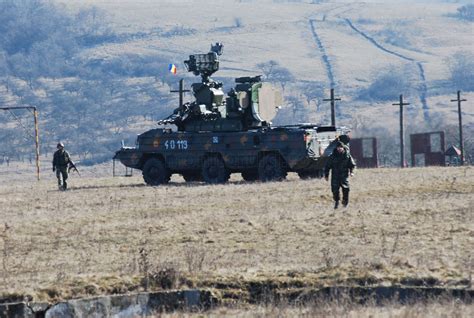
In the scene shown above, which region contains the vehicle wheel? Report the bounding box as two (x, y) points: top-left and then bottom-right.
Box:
(298, 171), (310, 180)
(241, 170), (258, 182)
(142, 158), (171, 185)
(201, 156), (230, 184)
(182, 172), (203, 182)
(258, 154), (287, 182)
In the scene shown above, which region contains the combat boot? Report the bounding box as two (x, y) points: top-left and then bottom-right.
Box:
(342, 188), (349, 207)
(334, 201), (339, 209)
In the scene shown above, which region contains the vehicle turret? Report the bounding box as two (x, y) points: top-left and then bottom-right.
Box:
(158, 43), (282, 132)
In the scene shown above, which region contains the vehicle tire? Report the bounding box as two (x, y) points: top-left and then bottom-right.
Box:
(201, 156), (230, 184)
(298, 171), (310, 180)
(241, 170), (258, 182)
(182, 172), (203, 182)
(258, 154), (287, 182)
(142, 158), (171, 185)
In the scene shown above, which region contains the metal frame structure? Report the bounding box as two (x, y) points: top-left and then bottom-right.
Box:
(410, 131), (445, 167)
(112, 158), (133, 177)
(0, 106), (40, 180)
(350, 137), (378, 168)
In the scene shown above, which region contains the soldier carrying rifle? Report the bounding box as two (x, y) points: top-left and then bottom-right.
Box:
(52, 142), (78, 191)
(324, 141), (356, 209)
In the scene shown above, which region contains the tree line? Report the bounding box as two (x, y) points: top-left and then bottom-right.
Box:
(0, 0), (179, 164)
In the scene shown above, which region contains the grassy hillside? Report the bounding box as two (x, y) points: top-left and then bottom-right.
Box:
(0, 0), (473, 164)
(0, 166), (472, 303)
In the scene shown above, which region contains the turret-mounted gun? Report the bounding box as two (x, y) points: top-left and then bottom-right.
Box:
(158, 43), (224, 129)
(159, 43), (282, 132)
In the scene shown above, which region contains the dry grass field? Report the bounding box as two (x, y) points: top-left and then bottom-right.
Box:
(0, 165), (473, 307)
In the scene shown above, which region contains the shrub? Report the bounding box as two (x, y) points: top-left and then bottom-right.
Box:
(457, 4), (474, 21)
(161, 26), (196, 38)
(358, 66), (413, 101)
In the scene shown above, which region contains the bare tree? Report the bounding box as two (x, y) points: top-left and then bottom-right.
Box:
(448, 51), (474, 92)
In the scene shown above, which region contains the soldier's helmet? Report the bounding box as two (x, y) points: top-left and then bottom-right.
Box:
(57, 142), (64, 149)
(339, 134), (350, 145)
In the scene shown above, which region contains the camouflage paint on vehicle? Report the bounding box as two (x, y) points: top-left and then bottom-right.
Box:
(115, 125), (345, 184)
(113, 43), (349, 184)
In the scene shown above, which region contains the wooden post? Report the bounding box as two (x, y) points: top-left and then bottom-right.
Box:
(393, 95), (410, 168)
(451, 91), (467, 165)
(33, 107), (40, 181)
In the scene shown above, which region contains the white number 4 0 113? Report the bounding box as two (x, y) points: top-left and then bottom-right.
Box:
(165, 140), (188, 150)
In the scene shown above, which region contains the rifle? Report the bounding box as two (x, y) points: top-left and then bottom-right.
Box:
(68, 161), (81, 177)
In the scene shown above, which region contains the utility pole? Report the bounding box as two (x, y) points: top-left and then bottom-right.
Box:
(450, 91), (467, 165)
(323, 88), (341, 127)
(392, 95), (410, 168)
(33, 107), (40, 180)
(170, 79), (190, 109)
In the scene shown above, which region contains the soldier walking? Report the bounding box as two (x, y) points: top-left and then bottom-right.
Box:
(52, 142), (74, 191)
(324, 141), (356, 209)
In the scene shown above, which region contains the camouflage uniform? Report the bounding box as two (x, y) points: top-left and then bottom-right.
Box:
(52, 147), (72, 190)
(324, 143), (356, 208)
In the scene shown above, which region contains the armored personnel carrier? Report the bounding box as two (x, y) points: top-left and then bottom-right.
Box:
(114, 43), (349, 185)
